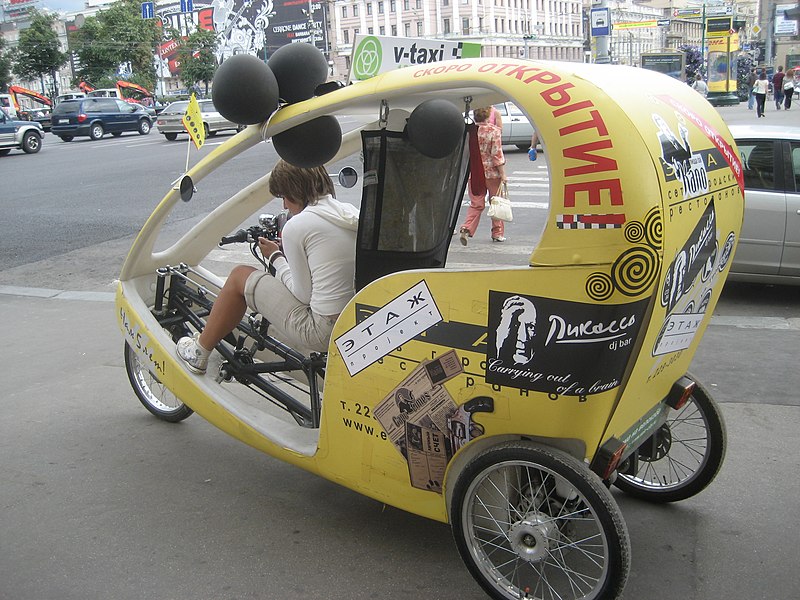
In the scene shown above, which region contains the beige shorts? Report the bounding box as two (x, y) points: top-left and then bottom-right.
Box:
(244, 270), (336, 353)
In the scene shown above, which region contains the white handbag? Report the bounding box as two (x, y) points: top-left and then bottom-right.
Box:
(487, 182), (513, 222)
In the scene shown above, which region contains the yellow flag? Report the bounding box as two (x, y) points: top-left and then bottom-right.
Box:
(182, 93), (205, 149)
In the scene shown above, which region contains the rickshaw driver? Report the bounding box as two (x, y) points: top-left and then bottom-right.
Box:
(176, 160), (360, 374)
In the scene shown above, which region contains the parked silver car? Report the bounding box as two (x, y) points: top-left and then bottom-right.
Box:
(494, 101), (536, 150)
(729, 125), (800, 285)
(156, 99), (243, 141)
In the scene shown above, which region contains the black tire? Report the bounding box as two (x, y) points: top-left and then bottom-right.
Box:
(89, 123), (104, 140)
(59, 135), (73, 142)
(451, 441), (630, 600)
(164, 132), (178, 141)
(124, 341), (193, 422)
(112, 131), (123, 137)
(0, 148), (11, 156)
(22, 131), (42, 153)
(203, 123), (210, 138)
(614, 375), (726, 503)
(138, 119), (151, 135)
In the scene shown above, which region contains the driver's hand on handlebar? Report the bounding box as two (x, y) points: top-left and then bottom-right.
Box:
(257, 237), (280, 258)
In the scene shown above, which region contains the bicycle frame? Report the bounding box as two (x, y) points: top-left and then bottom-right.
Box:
(152, 263), (326, 428)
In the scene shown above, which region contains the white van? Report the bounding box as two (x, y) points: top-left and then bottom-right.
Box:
(55, 92), (86, 104)
(0, 94), (18, 118)
(87, 88), (119, 98)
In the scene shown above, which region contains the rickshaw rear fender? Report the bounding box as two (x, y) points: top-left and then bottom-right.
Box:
(443, 433), (587, 522)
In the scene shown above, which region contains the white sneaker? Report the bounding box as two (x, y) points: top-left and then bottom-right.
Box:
(176, 333), (209, 374)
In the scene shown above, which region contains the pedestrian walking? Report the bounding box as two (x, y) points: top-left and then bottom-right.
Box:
(459, 107), (507, 245)
(691, 73), (708, 98)
(754, 70), (769, 118)
(783, 69), (795, 110)
(773, 66), (785, 110)
(747, 68), (757, 110)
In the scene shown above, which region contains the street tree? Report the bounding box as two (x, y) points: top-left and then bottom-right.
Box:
(681, 44), (703, 81)
(71, 0), (159, 90)
(737, 53), (753, 101)
(0, 37), (13, 92)
(175, 28), (218, 96)
(13, 10), (68, 97)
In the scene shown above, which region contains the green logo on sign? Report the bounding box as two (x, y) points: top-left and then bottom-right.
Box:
(353, 37), (382, 81)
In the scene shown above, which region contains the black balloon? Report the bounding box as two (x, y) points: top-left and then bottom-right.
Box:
(212, 54), (279, 125)
(268, 43), (330, 104)
(407, 99), (465, 159)
(273, 116), (342, 168)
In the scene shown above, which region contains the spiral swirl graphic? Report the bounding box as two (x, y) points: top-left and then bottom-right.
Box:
(586, 272), (615, 301)
(624, 220), (645, 243)
(643, 208), (663, 248)
(612, 246), (659, 296)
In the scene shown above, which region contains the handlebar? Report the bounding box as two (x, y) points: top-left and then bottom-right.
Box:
(218, 212), (285, 247)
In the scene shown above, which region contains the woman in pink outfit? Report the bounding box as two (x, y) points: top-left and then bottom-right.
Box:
(459, 106), (508, 244)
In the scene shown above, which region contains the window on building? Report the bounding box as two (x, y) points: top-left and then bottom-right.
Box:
(391, 24), (397, 35)
(405, 22), (411, 35)
(353, 4), (359, 16)
(415, 0), (421, 8)
(344, 30), (350, 44)
(354, 27), (360, 35)
(390, 0), (396, 11)
(367, 2), (372, 15)
(443, 0), (449, 5)
(378, 1), (384, 13)
(368, 27), (374, 34)
(404, 0), (410, 9)
(380, 25), (385, 34)
(444, 18), (450, 34)
(463, 18), (469, 33)
(342, 6), (347, 18)
(417, 21), (423, 35)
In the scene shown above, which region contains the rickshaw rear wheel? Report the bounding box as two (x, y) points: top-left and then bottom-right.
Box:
(124, 342), (194, 422)
(451, 441), (630, 600)
(614, 375), (726, 503)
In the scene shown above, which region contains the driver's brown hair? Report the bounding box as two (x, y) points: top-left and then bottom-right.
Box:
(268, 159), (335, 207)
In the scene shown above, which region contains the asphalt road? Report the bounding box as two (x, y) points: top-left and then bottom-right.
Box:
(0, 101), (798, 599)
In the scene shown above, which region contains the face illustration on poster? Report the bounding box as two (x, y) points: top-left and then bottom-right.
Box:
(495, 295), (538, 366)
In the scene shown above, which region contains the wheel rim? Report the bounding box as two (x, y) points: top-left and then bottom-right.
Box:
(27, 135), (40, 150)
(619, 397), (711, 491)
(129, 349), (184, 414)
(462, 459), (610, 599)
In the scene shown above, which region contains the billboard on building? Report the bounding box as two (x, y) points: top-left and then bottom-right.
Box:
(775, 4), (799, 36)
(2, 0), (38, 20)
(156, 0), (327, 78)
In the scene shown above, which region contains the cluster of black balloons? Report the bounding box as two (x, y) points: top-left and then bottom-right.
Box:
(212, 45), (339, 168)
(213, 45), (465, 167)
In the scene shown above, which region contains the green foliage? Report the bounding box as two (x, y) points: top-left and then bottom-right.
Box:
(71, 0), (159, 90)
(13, 10), (68, 95)
(680, 44), (703, 80)
(175, 28), (218, 94)
(737, 53), (753, 100)
(0, 37), (14, 92)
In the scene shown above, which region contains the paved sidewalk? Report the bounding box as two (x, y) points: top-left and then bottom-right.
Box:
(0, 288), (797, 599)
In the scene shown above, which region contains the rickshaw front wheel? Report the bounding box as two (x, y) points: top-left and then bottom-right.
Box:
(614, 375), (726, 503)
(124, 342), (194, 423)
(451, 441), (630, 600)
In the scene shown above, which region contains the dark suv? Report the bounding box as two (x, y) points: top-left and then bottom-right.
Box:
(51, 98), (152, 141)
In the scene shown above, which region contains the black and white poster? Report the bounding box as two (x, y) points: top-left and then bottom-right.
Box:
(485, 292), (649, 397)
